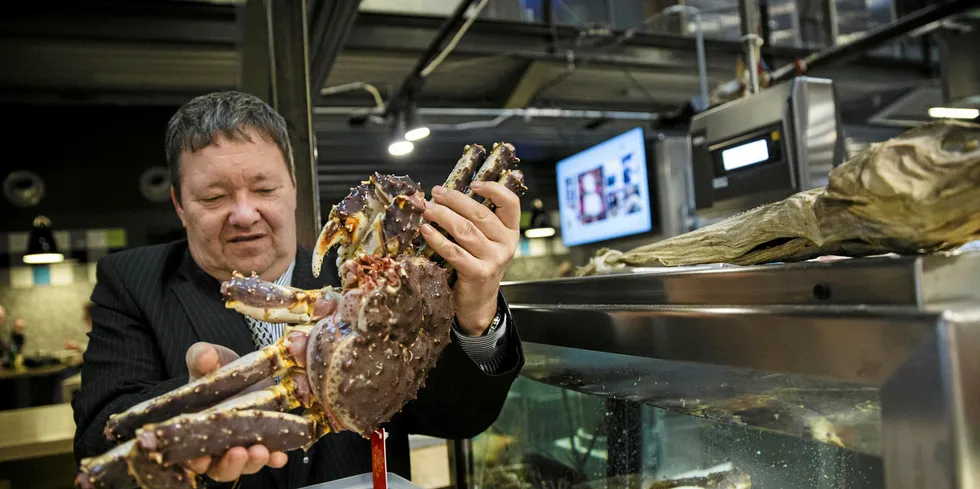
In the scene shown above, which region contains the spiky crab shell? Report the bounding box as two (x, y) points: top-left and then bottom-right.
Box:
(306, 255), (454, 436)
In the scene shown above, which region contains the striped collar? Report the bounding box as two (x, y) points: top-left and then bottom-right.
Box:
(273, 258), (297, 288)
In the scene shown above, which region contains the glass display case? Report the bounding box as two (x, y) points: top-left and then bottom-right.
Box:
(460, 251), (979, 489)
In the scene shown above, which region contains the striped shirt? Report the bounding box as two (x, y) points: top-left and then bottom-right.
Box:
(244, 259), (510, 374)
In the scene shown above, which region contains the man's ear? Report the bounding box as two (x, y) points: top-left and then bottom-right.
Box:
(171, 187), (188, 228)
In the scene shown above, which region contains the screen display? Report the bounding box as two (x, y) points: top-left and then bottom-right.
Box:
(721, 138), (770, 171)
(556, 127), (653, 247)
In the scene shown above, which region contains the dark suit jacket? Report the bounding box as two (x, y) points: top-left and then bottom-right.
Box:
(73, 240), (524, 488)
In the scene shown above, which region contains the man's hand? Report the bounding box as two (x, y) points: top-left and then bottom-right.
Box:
(420, 181), (521, 336)
(181, 342), (289, 481)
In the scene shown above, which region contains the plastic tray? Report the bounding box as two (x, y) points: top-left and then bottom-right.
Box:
(300, 472), (422, 489)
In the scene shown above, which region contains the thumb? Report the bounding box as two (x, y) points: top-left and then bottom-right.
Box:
(186, 342), (240, 380)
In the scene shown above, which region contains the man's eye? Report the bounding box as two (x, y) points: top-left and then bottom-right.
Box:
(202, 195), (223, 203)
(257, 188), (276, 194)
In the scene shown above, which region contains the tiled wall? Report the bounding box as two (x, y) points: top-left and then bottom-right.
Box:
(0, 228), (126, 354)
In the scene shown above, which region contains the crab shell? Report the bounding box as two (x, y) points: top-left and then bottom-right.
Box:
(306, 254), (455, 436)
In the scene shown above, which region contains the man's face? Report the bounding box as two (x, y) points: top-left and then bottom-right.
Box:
(172, 130), (297, 282)
(12, 319), (24, 335)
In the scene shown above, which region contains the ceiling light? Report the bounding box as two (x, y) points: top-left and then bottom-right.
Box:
(24, 216), (64, 264)
(928, 107), (979, 120)
(524, 227), (556, 239)
(388, 140), (414, 156)
(405, 126), (430, 141)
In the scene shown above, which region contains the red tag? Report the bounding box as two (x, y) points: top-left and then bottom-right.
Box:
(371, 429), (388, 489)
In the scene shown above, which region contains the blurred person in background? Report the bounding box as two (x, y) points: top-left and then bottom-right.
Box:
(10, 318), (26, 357)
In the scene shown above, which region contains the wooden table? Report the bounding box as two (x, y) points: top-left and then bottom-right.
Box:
(0, 364), (73, 409)
(0, 403), (75, 463)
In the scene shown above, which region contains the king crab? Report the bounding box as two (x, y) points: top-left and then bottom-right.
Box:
(76, 143), (527, 489)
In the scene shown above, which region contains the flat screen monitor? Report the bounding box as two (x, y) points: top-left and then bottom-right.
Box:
(556, 127), (653, 247)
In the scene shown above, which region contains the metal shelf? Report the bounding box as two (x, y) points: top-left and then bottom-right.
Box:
(501, 251), (980, 489)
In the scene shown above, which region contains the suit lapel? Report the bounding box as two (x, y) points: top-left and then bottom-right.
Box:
(292, 246), (338, 289)
(171, 249), (256, 357)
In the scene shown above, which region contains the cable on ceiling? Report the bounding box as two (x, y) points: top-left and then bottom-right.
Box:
(419, 0), (491, 78)
(320, 82), (386, 111)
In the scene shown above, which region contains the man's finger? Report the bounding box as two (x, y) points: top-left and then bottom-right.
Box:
(186, 342), (240, 380)
(241, 445), (271, 475)
(422, 203), (495, 259)
(268, 451), (289, 468)
(187, 456), (212, 475)
(471, 181), (521, 232)
(420, 224), (481, 274)
(431, 186), (510, 243)
(207, 447), (248, 482)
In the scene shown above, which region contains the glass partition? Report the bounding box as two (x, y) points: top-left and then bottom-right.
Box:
(470, 376), (883, 489)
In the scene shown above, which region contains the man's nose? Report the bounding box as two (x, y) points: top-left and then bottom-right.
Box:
(228, 195), (261, 227)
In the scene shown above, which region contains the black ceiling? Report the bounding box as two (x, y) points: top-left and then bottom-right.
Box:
(0, 0), (950, 206)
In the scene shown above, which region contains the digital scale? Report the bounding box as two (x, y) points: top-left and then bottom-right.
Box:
(689, 77), (846, 220)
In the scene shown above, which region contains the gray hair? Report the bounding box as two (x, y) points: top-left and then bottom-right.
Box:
(166, 91), (295, 201)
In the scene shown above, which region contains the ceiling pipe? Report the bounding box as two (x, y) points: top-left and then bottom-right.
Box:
(738, 0), (762, 94)
(659, 5), (710, 109)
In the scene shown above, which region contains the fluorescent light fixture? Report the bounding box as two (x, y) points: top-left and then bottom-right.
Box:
(388, 140), (414, 156)
(23, 252), (64, 264)
(524, 227), (556, 239)
(928, 107), (979, 119)
(721, 139), (770, 171)
(404, 126), (430, 141)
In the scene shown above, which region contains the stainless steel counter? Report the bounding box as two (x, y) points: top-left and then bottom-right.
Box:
(501, 251), (980, 489)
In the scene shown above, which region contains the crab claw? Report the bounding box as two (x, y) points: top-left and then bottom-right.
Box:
(314, 174), (427, 277)
(222, 272), (342, 323)
(313, 183), (384, 277)
(313, 220), (341, 278)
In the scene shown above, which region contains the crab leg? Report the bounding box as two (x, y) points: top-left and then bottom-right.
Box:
(78, 371), (313, 489)
(76, 439), (198, 489)
(76, 440), (141, 489)
(417, 144), (521, 261)
(104, 330), (309, 441)
(489, 169), (528, 208)
(136, 409), (327, 467)
(464, 142), (519, 202)
(411, 144), (487, 253)
(125, 444), (198, 489)
(222, 272), (341, 324)
(444, 144), (487, 193)
(423, 169), (528, 264)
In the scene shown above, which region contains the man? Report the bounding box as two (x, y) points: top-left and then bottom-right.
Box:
(9, 318), (25, 357)
(73, 91), (525, 488)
